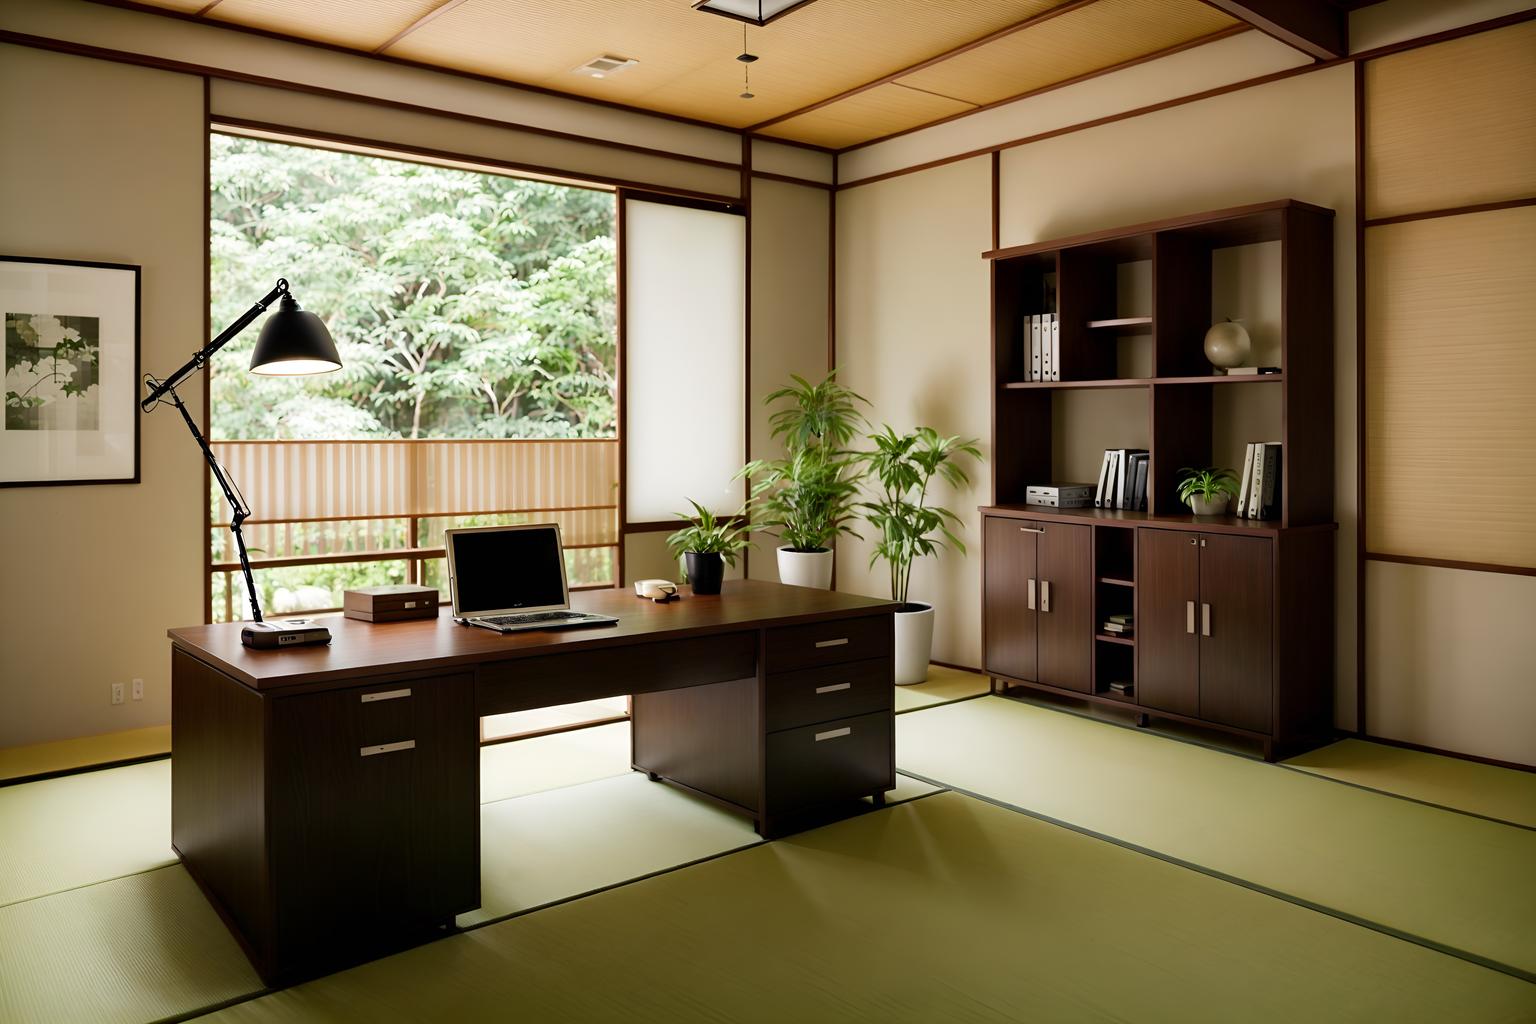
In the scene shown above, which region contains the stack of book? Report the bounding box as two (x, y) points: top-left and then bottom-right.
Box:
(1102, 613), (1133, 638)
(1094, 449), (1149, 510)
(1022, 313), (1060, 381)
(1106, 680), (1134, 698)
(1235, 442), (1283, 519)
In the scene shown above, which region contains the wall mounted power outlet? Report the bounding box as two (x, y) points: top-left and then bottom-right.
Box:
(132, 678), (144, 701)
(111, 682), (125, 705)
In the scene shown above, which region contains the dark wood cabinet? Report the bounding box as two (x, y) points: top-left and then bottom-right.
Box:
(982, 517), (1090, 693)
(981, 200), (1336, 759)
(1137, 529), (1200, 718)
(1137, 531), (1274, 734)
(1197, 535), (1273, 733)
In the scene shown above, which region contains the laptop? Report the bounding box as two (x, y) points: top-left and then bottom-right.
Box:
(444, 523), (618, 634)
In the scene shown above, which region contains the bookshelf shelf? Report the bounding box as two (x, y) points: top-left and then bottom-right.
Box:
(982, 198), (1337, 762)
(1086, 316), (1153, 332)
(1003, 373), (1283, 390)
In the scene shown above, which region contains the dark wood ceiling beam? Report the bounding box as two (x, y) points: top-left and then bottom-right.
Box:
(744, 0), (1102, 132)
(1199, 0), (1346, 59)
(373, 0), (470, 54)
(194, 0), (225, 14)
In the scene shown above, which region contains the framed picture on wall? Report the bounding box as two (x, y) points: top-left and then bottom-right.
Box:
(1, 255), (140, 486)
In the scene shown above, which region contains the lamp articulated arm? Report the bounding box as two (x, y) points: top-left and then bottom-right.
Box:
(140, 278), (289, 413)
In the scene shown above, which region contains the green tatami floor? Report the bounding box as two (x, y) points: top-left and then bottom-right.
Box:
(1, 687), (1532, 1022)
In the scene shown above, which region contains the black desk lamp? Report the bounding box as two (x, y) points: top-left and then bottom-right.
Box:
(141, 278), (340, 630)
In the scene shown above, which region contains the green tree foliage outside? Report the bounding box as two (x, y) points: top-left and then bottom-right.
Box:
(209, 134), (617, 440)
(206, 136), (618, 616)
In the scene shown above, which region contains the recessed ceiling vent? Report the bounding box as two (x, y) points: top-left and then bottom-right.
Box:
(572, 55), (638, 79)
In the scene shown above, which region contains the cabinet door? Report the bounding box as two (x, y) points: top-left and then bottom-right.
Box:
(983, 517), (1038, 681)
(269, 673), (478, 978)
(1198, 535), (1274, 733)
(1137, 530), (1200, 717)
(1037, 522), (1093, 693)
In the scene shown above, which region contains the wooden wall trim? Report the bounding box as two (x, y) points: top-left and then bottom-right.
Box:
(203, 74), (214, 624)
(616, 189), (629, 582)
(1360, 733), (1536, 774)
(750, 169), (834, 191)
(1198, 0), (1346, 60)
(1353, 57), (1367, 735)
(73, 0), (834, 148)
(742, 133), (753, 579)
(1364, 552), (1536, 579)
(835, 24), (1251, 156)
(209, 116), (740, 206)
(1363, 195), (1536, 228)
(834, 7), (1536, 192)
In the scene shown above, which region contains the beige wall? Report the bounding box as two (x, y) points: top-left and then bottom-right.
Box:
(747, 179), (832, 584)
(835, 68), (1359, 729)
(0, 45), (206, 746)
(834, 157), (993, 666)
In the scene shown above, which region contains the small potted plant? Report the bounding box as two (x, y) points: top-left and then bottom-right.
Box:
(739, 371), (867, 589)
(856, 426), (981, 685)
(666, 499), (753, 596)
(1176, 466), (1239, 516)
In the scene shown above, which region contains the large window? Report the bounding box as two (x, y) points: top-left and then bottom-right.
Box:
(207, 133), (618, 622)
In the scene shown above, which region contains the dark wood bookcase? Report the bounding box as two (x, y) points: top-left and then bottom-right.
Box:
(980, 200), (1337, 759)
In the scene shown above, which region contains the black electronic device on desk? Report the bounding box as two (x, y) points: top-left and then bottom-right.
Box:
(445, 523), (619, 634)
(241, 619), (332, 649)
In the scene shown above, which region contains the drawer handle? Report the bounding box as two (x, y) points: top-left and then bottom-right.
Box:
(815, 682), (852, 694)
(360, 688), (412, 703)
(814, 638), (850, 649)
(814, 727), (851, 742)
(1019, 526), (1045, 534)
(360, 740), (416, 757)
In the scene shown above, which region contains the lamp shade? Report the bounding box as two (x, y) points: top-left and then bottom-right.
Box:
(249, 293), (342, 376)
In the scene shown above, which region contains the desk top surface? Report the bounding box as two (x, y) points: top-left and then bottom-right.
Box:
(169, 580), (897, 691)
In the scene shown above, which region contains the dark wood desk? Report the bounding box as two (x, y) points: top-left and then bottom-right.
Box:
(168, 580), (897, 984)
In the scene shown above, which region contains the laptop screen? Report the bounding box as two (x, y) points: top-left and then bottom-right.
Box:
(447, 525), (568, 616)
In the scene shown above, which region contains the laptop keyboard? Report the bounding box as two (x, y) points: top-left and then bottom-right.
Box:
(480, 611), (588, 626)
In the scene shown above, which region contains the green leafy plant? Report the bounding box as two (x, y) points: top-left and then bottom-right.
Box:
(739, 371), (868, 552)
(1175, 466), (1239, 506)
(666, 499), (754, 566)
(856, 426), (982, 606)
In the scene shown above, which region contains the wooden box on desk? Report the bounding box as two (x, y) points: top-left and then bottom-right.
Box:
(343, 585), (440, 622)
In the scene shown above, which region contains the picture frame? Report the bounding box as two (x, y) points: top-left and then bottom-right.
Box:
(1, 255), (141, 487)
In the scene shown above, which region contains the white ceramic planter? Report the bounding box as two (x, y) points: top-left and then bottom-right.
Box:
(893, 603), (935, 686)
(777, 546), (834, 589)
(1189, 494), (1231, 516)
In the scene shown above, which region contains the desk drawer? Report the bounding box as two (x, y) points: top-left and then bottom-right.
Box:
(764, 614), (891, 674)
(765, 658), (892, 733)
(765, 710), (892, 813)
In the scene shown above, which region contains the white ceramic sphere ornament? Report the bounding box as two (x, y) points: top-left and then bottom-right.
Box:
(1203, 318), (1251, 370)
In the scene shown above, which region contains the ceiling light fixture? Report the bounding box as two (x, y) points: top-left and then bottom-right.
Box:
(694, 0), (818, 27)
(572, 54), (638, 79)
(737, 24), (757, 99)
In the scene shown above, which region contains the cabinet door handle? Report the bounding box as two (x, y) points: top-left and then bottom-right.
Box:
(814, 727), (851, 742)
(1027, 578), (1036, 611)
(1041, 579), (1051, 614)
(1019, 526), (1045, 534)
(815, 682), (852, 694)
(360, 739), (416, 757)
(360, 688), (411, 703)
(1186, 601), (1196, 634)
(1201, 603), (1212, 637)
(814, 638), (849, 649)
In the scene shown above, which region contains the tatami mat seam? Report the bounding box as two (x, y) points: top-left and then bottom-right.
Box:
(1271, 762), (1536, 833)
(894, 692), (991, 716)
(0, 861), (181, 912)
(894, 767), (1536, 987)
(991, 690), (1536, 834)
(0, 751), (172, 789)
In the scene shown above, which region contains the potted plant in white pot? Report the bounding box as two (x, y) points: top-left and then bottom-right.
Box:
(1176, 466), (1239, 516)
(666, 499), (753, 595)
(739, 372), (867, 590)
(856, 426), (981, 685)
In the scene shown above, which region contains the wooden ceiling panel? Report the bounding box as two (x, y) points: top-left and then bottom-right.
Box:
(207, 0), (450, 51)
(899, 0), (1239, 106)
(758, 83), (976, 150)
(382, 0), (1069, 128)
